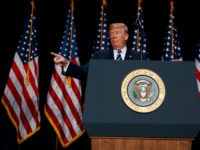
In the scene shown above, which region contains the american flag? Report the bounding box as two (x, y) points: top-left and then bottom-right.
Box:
(195, 42), (200, 97)
(131, 0), (149, 60)
(93, 0), (110, 52)
(162, 1), (182, 61)
(1, 4), (40, 144)
(44, 6), (85, 148)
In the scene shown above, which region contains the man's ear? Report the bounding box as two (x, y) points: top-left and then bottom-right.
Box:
(125, 33), (129, 41)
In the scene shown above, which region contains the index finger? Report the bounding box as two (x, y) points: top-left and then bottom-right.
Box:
(50, 52), (60, 57)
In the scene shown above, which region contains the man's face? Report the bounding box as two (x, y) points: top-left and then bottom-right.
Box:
(109, 27), (128, 50)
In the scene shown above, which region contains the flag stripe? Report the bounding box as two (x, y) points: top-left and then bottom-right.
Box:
(4, 73), (32, 135)
(2, 94), (19, 128)
(13, 55), (40, 126)
(49, 79), (76, 136)
(1, 11), (40, 143)
(195, 58), (200, 96)
(3, 55), (39, 138)
(48, 86), (74, 140)
(45, 7), (84, 147)
(45, 103), (69, 143)
(52, 67), (83, 133)
(24, 59), (39, 97)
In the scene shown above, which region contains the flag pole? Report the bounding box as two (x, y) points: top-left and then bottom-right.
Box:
(136, 0), (140, 53)
(99, 0), (107, 50)
(55, 136), (58, 150)
(136, 0), (143, 60)
(26, 0), (35, 85)
(170, 0), (175, 60)
(19, 0), (35, 147)
(20, 1), (35, 148)
(67, 0), (74, 88)
(18, 144), (21, 150)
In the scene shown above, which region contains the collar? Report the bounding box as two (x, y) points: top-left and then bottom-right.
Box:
(113, 46), (127, 54)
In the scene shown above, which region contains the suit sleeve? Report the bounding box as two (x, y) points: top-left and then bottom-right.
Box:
(62, 62), (88, 80)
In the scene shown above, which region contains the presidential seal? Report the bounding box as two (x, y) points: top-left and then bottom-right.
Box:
(121, 69), (165, 113)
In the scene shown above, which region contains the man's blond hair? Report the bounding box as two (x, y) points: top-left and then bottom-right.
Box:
(109, 23), (128, 33)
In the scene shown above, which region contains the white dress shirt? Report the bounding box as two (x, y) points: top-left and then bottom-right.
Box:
(113, 46), (127, 60)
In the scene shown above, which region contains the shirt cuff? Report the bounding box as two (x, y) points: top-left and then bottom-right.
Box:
(62, 63), (70, 74)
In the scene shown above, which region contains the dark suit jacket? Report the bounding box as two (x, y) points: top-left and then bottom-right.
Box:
(62, 48), (140, 79)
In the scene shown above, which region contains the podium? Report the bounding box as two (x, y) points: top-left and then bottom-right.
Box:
(83, 60), (200, 150)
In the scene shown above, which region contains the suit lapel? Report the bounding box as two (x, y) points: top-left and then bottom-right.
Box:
(125, 49), (133, 60)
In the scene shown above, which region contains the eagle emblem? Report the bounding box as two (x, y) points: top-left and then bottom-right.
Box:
(133, 79), (153, 102)
(121, 69), (165, 113)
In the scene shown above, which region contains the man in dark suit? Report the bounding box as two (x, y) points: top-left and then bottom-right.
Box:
(51, 22), (140, 79)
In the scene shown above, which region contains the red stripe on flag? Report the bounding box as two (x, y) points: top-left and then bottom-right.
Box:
(2, 11), (40, 144)
(49, 84), (77, 137)
(45, 103), (69, 143)
(13, 61), (40, 126)
(5, 76), (32, 135)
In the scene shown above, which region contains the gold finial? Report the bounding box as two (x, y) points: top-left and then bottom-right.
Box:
(170, 0), (174, 12)
(30, 0), (35, 10)
(138, 0), (142, 6)
(102, 0), (107, 6)
(71, 0), (74, 14)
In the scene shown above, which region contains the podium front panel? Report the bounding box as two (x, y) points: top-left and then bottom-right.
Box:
(83, 60), (200, 138)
